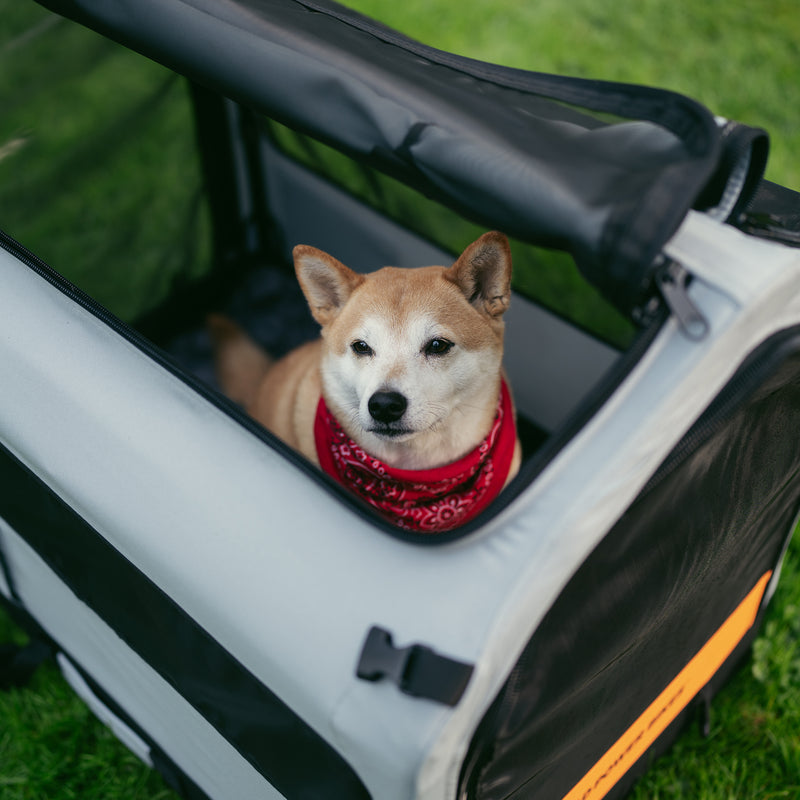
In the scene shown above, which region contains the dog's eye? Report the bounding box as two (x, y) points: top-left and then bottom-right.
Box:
(351, 340), (373, 356)
(424, 338), (453, 356)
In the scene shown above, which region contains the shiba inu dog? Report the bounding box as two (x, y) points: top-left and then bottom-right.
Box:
(210, 231), (521, 532)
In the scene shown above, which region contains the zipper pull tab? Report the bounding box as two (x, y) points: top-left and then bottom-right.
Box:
(654, 259), (709, 341)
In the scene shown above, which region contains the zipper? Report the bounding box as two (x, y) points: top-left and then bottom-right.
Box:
(653, 258), (710, 341)
(700, 120), (769, 225)
(633, 256), (709, 342)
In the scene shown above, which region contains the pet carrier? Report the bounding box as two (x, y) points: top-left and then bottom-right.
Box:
(1, 1), (799, 799)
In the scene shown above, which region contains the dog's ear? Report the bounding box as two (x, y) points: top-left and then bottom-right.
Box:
(293, 245), (365, 326)
(445, 231), (512, 318)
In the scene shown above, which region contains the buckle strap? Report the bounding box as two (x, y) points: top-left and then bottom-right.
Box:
(356, 626), (473, 707)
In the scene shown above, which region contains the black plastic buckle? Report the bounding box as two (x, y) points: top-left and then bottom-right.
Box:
(356, 626), (474, 707)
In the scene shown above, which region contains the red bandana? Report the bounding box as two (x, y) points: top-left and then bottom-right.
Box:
(314, 380), (517, 533)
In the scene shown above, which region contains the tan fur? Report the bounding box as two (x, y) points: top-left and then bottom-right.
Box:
(210, 231), (521, 485)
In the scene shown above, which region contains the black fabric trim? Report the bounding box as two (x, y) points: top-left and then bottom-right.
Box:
(748, 180), (800, 226)
(693, 122), (770, 221)
(735, 180), (800, 246)
(0, 639), (53, 690)
(0, 444), (370, 800)
(0, 589), (58, 692)
(0, 533), (21, 605)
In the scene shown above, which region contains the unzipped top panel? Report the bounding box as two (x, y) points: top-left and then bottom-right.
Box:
(37, 0), (767, 315)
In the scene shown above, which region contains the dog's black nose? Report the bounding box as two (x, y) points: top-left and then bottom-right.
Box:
(368, 391), (407, 423)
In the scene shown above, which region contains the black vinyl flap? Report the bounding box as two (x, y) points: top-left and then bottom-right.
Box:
(37, 0), (768, 314)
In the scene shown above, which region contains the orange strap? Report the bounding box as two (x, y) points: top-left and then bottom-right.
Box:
(564, 571), (772, 800)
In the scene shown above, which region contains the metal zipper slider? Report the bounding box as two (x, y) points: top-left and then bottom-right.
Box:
(654, 258), (710, 341)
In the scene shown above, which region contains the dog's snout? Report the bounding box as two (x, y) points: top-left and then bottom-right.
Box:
(368, 390), (407, 423)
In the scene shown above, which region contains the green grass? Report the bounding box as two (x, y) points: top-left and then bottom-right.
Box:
(0, 611), (175, 799)
(0, 672), (174, 799)
(347, 0), (800, 192)
(0, 5), (211, 322)
(0, 1), (799, 799)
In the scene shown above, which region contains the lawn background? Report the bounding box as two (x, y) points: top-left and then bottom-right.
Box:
(1, 1), (799, 798)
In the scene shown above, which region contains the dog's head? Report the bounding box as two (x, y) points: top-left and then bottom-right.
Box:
(294, 232), (512, 470)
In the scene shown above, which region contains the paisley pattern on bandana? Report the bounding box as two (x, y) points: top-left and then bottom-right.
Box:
(314, 381), (517, 533)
